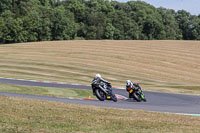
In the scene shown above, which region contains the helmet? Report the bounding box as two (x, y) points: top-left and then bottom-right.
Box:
(95, 74), (101, 78)
(126, 80), (133, 88)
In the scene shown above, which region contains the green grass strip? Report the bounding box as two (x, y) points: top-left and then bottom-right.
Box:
(0, 83), (95, 99)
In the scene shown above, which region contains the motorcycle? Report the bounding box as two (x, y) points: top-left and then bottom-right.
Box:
(129, 84), (146, 102)
(93, 83), (117, 102)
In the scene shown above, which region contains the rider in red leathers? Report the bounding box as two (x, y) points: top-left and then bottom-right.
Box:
(126, 80), (139, 98)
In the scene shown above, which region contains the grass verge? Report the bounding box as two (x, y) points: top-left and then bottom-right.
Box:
(0, 96), (200, 133)
(0, 83), (95, 99)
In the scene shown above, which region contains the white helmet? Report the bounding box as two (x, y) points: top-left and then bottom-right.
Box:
(126, 80), (133, 87)
(95, 74), (101, 78)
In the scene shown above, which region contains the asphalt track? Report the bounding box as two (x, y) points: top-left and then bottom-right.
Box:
(0, 78), (200, 115)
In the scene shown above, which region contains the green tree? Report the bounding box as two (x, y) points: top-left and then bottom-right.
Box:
(51, 6), (76, 40)
(1, 0), (200, 43)
(23, 11), (41, 42)
(1, 10), (26, 43)
(36, 5), (54, 41)
(105, 23), (115, 39)
(84, 11), (106, 39)
(111, 2), (142, 40)
(157, 8), (182, 39)
(86, 26), (97, 40)
(17, 0), (40, 16)
(64, 0), (86, 22)
(188, 15), (200, 40)
(175, 10), (191, 40)
(0, 16), (5, 43)
(0, 0), (12, 13)
(111, 10), (127, 40)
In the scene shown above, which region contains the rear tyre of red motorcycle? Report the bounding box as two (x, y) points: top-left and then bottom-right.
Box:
(95, 89), (106, 101)
(133, 93), (142, 102)
(143, 98), (147, 102)
(112, 94), (117, 102)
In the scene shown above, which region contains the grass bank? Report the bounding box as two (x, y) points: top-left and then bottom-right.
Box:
(0, 96), (200, 133)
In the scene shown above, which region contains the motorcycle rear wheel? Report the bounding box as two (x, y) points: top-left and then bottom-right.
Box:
(143, 97), (147, 102)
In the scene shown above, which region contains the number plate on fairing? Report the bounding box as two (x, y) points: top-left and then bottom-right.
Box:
(129, 89), (133, 93)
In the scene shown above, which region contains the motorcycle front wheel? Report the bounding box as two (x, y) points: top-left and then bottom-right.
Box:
(133, 93), (142, 102)
(95, 89), (106, 101)
(111, 94), (117, 102)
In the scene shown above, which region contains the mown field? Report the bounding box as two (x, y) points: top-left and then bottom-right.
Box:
(0, 96), (200, 133)
(0, 40), (200, 94)
(0, 41), (200, 132)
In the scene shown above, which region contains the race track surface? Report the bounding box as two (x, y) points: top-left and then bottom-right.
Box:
(0, 78), (200, 115)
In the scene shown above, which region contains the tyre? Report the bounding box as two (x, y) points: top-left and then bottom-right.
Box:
(112, 94), (117, 102)
(143, 97), (147, 102)
(133, 93), (142, 102)
(95, 89), (106, 101)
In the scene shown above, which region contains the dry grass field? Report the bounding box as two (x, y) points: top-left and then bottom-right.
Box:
(0, 40), (200, 94)
(0, 96), (200, 133)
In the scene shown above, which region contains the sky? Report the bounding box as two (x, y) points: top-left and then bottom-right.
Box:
(117, 0), (200, 15)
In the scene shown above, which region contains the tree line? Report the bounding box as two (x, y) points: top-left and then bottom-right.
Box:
(0, 0), (200, 44)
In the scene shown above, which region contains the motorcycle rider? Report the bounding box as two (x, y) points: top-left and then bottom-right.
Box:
(91, 74), (111, 95)
(126, 80), (139, 98)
